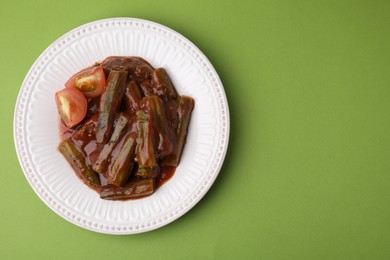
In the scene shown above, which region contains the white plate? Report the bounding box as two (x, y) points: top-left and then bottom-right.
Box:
(14, 18), (229, 234)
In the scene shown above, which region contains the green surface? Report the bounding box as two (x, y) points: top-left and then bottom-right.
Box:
(1, 0), (390, 259)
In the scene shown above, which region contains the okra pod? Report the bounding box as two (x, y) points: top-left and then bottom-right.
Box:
(58, 139), (101, 191)
(97, 70), (128, 143)
(138, 79), (154, 96)
(93, 114), (129, 174)
(107, 133), (137, 186)
(99, 173), (110, 187)
(135, 166), (160, 178)
(136, 110), (157, 168)
(123, 80), (143, 114)
(71, 114), (100, 165)
(100, 178), (155, 200)
(151, 68), (178, 101)
(144, 96), (174, 157)
(162, 96), (195, 166)
(148, 96), (168, 134)
(100, 56), (154, 79)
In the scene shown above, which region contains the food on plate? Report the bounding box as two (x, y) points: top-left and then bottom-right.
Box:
(96, 70), (128, 143)
(65, 66), (107, 98)
(55, 88), (87, 128)
(55, 56), (194, 200)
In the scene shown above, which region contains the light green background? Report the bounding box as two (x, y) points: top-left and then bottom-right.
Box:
(1, 0), (389, 259)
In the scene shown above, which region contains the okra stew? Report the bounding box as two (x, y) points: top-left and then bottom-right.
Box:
(55, 56), (195, 200)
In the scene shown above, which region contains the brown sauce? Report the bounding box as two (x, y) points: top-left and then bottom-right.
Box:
(57, 56), (194, 200)
(156, 166), (176, 188)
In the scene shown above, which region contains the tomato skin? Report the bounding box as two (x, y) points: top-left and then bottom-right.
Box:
(65, 66), (107, 98)
(55, 88), (87, 128)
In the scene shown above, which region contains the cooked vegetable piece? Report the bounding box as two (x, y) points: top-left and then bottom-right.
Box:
(65, 66), (94, 87)
(55, 87), (87, 128)
(148, 96), (169, 134)
(72, 114), (98, 141)
(66, 67), (107, 98)
(93, 114), (129, 174)
(135, 166), (160, 178)
(136, 110), (157, 168)
(58, 139), (101, 191)
(151, 68), (178, 101)
(86, 96), (101, 118)
(100, 178), (155, 200)
(161, 96), (195, 166)
(123, 80), (143, 113)
(57, 57), (195, 200)
(138, 79), (154, 96)
(99, 173), (110, 186)
(143, 96), (174, 157)
(71, 114), (100, 165)
(107, 133), (137, 186)
(97, 70), (128, 143)
(164, 99), (180, 128)
(100, 56), (154, 79)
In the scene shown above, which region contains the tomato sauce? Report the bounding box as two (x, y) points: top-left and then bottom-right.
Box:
(56, 56), (193, 200)
(156, 166), (176, 188)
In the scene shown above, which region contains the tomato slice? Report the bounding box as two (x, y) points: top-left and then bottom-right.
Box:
(65, 66), (107, 98)
(55, 88), (87, 128)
